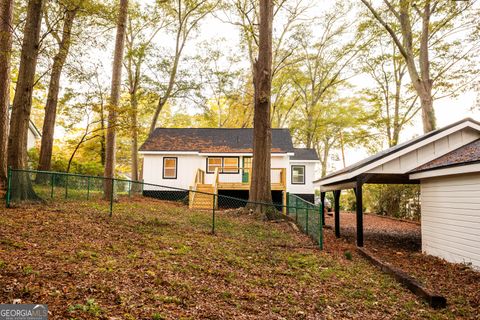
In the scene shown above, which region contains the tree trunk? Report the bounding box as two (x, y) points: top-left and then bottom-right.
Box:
(37, 8), (77, 180)
(249, 0), (273, 217)
(99, 103), (106, 166)
(0, 0), (13, 189)
(419, 82), (435, 133)
(7, 0), (43, 201)
(104, 0), (128, 198)
(130, 91), (140, 191)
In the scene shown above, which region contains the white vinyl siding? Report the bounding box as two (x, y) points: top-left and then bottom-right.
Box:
(420, 173), (480, 269)
(288, 161), (317, 194)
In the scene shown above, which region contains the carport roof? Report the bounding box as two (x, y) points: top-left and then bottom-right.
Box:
(314, 118), (480, 189)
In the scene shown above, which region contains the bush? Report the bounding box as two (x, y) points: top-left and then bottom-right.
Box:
(365, 184), (420, 221)
(28, 148), (104, 176)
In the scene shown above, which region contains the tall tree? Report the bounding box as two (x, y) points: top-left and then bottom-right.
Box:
(125, 3), (166, 183)
(290, 3), (369, 149)
(249, 0), (273, 214)
(7, 0), (44, 199)
(362, 43), (419, 147)
(104, 0), (128, 197)
(360, 0), (479, 133)
(148, 0), (216, 134)
(0, 0), (14, 189)
(37, 2), (79, 176)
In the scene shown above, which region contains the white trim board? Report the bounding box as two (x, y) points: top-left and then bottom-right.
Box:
(139, 151), (200, 155)
(289, 160), (321, 163)
(410, 163), (480, 179)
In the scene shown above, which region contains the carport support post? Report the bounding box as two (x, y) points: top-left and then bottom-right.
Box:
(320, 192), (326, 225)
(334, 190), (341, 238)
(355, 179), (364, 247)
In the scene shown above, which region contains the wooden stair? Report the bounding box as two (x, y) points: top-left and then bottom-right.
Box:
(190, 184), (215, 210)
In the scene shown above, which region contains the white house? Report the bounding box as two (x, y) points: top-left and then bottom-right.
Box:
(314, 118), (480, 269)
(139, 128), (320, 209)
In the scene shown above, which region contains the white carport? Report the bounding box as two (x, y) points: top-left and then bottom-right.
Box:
(314, 118), (480, 250)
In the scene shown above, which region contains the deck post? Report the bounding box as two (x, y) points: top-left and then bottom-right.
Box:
(320, 192), (326, 225)
(286, 192), (289, 216)
(355, 178), (364, 247)
(334, 190), (341, 238)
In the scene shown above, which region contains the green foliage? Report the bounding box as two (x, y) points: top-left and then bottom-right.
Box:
(344, 251), (352, 261)
(365, 184), (420, 221)
(68, 298), (103, 316)
(28, 148), (103, 176)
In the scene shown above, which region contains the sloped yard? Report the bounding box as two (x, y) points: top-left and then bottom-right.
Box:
(325, 211), (480, 318)
(0, 198), (477, 319)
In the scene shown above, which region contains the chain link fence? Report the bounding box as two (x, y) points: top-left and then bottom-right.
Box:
(6, 168), (323, 249)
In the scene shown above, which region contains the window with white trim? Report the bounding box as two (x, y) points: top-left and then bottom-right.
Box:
(291, 165), (305, 184)
(163, 157), (177, 179)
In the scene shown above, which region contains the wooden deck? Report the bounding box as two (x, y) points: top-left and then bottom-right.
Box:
(189, 167), (287, 210)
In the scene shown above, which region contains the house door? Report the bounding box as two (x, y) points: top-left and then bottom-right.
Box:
(242, 157), (252, 183)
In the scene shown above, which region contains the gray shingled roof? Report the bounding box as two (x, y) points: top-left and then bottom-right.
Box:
(291, 148), (319, 161)
(411, 139), (480, 173)
(140, 128), (295, 153)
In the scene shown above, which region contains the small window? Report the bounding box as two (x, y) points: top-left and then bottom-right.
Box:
(207, 157), (222, 173)
(163, 157), (177, 179)
(291, 165), (305, 184)
(223, 157), (239, 173)
(243, 157), (252, 169)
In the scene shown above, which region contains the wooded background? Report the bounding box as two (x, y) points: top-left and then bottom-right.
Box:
(1, 0), (479, 217)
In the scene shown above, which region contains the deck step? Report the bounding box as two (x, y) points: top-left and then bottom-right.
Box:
(189, 184), (215, 209)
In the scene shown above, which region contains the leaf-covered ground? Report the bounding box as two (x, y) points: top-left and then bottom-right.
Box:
(325, 211), (480, 319)
(0, 198), (477, 319)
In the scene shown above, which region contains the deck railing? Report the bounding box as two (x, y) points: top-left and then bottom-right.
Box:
(189, 169), (206, 208)
(212, 167), (286, 189)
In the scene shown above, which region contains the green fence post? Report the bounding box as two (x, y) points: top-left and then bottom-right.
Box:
(109, 178), (114, 217)
(141, 179), (144, 195)
(50, 173), (55, 199)
(295, 197), (298, 223)
(128, 181), (131, 197)
(212, 194), (216, 235)
(5, 167), (12, 208)
(65, 175), (68, 199)
(306, 205), (309, 234)
(86, 176), (90, 200)
(319, 203), (323, 250)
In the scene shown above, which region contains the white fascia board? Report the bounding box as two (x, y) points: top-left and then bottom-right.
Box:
(317, 121), (480, 186)
(289, 160), (320, 163)
(139, 151), (199, 155)
(409, 163), (480, 179)
(199, 152), (252, 156)
(199, 152), (289, 157)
